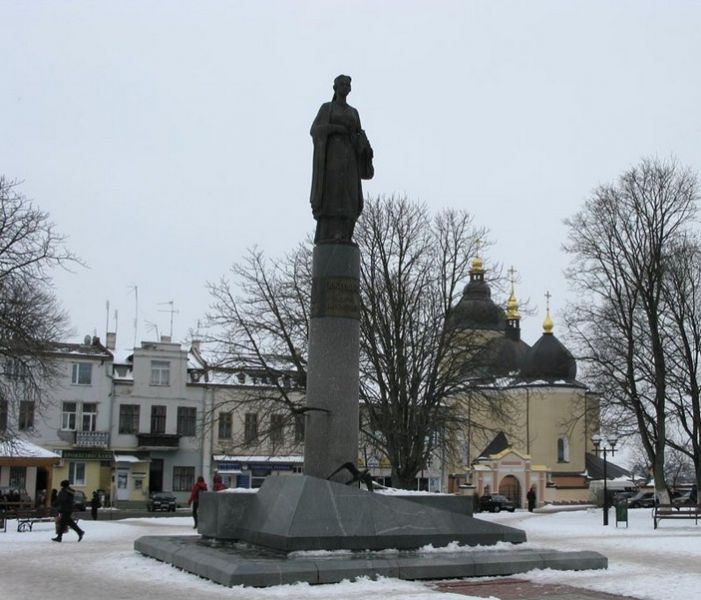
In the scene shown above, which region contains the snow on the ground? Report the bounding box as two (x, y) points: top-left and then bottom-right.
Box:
(0, 507), (699, 599)
(479, 507), (701, 599)
(0, 516), (474, 600)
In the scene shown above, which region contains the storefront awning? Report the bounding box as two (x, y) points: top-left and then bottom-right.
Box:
(114, 454), (146, 463)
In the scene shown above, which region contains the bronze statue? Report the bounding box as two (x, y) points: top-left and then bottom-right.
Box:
(310, 75), (373, 244)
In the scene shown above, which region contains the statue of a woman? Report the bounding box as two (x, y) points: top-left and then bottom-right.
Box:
(310, 75), (374, 244)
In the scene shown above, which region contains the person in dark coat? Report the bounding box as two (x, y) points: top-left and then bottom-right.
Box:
(527, 486), (537, 512)
(90, 491), (101, 520)
(52, 480), (85, 542)
(187, 476), (208, 529)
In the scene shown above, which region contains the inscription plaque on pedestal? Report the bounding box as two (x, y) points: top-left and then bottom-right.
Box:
(310, 276), (360, 319)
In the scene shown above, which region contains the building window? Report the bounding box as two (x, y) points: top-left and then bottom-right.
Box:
(71, 362), (92, 385)
(0, 399), (8, 432)
(173, 466), (194, 492)
(18, 401), (34, 430)
(9, 466), (26, 488)
(177, 406), (196, 437)
(118, 404), (140, 434)
(69, 462), (86, 486)
(270, 414), (285, 445)
(151, 405), (166, 434)
(218, 411), (232, 440)
(82, 403), (97, 431)
(294, 414), (305, 443)
(557, 436), (570, 463)
(62, 402), (77, 430)
(4, 358), (27, 379)
(244, 413), (258, 445)
(150, 361), (170, 386)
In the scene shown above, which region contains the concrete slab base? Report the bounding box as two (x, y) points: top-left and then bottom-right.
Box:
(198, 476), (522, 551)
(134, 535), (608, 588)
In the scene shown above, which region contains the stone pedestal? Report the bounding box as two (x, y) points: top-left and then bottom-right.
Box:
(303, 243), (360, 481)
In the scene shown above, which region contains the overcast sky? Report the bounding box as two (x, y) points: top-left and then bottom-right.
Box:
(2, 1), (700, 350)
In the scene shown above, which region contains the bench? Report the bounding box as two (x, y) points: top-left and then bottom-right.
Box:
(15, 506), (56, 532)
(0, 503), (57, 533)
(653, 503), (700, 529)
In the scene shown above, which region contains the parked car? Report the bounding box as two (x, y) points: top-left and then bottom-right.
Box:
(626, 491), (656, 508)
(147, 491), (177, 512)
(613, 491), (636, 504)
(73, 490), (87, 511)
(479, 494), (516, 513)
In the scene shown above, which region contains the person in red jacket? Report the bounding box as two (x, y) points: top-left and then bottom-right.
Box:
(212, 473), (226, 492)
(187, 476), (208, 529)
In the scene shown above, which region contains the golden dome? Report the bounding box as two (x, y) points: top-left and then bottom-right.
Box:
(543, 309), (554, 333)
(505, 267), (520, 320)
(470, 254), (484, 275)
(543, 290), (554, 333)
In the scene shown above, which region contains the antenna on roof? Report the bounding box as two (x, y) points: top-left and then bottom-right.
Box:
(145, 320), (159, 341)
(128, 285), (139, 348)
(158, 300), (179, 339)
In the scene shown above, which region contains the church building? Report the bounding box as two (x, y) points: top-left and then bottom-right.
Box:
(444, 254), (604, 508)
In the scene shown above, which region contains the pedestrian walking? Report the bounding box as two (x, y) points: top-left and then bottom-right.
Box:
(52, 480), (85, 543)
(187, 476), (208, 529)
(527, 486), (537, 512)
(90, 491), (101, 520)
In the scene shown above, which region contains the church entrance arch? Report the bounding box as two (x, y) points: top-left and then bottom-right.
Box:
(499, 475), (522, 508)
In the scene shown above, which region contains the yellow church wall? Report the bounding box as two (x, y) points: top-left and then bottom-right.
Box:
(525, 387), (588, 473)
(445, 383), (594, 495)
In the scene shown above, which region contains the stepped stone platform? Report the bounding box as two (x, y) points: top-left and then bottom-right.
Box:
(135, 476), (607, 587)
(134, 536), (607, 587)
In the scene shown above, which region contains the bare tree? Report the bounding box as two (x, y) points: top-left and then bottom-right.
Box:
(356, 197), (512, 488)
(563, 157), (698, 503)
(0, 177), (75, 444)
(660, 234), (701, 497)
(205, 242), (311, 451)
(206, 196), (511, 488)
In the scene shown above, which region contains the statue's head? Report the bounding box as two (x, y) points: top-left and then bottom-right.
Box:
(332, 74), (352, 100)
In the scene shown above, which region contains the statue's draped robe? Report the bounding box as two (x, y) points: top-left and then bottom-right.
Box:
(310, 101), (373, 242)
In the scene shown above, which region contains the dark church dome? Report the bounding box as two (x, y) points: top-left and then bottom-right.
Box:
(494, 336), (531, 376)
(521, 311), (577, 381)
(447, 256), (505, 332)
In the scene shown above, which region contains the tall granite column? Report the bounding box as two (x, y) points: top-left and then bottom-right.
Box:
(303, 242), (360, 481)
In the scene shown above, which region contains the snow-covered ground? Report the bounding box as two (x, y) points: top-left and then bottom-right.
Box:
(0, 507), (698, 599)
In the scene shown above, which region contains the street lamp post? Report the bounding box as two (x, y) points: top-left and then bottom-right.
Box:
(591, 433), (618, 526)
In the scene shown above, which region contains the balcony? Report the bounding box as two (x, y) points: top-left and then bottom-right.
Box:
(136, 433), (181, 450)
(74, 430), (110, 448)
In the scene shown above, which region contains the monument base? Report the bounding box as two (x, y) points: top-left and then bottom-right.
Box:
(197, 475), (525, 551)
(134, 536), (607, 588)
(135, 476), (607, 586)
